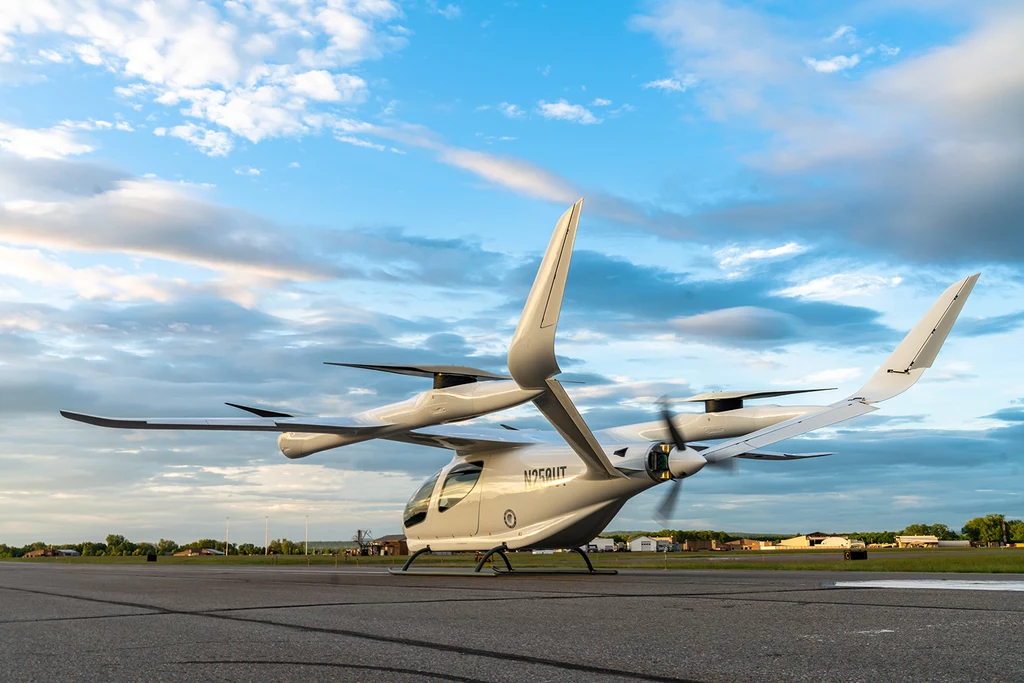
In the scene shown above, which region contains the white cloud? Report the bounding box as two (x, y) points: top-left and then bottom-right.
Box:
(74, 43), (103, 65)
(431, 3), (461, 20)
(803, 54), (860, 73)
(715, 242), (807, 271)
(878, 44), (900, 57)
(38, 48), (65, 62)
(114, 83), (150, 98)
(438, 147), (579, 203)
(642, 74), (697, 92)
(235, 166), (261, 176)
(893, 495), (927, 509)
(58, 119), (112, 131)
(289, 70), (367, 102)
(0, 0), (405, 155)
(536, 99), (600, 124)
(498, 102), (524, 118)
(0, 173), (337, 280)
(671, 306), (797, 342)
(772, 367), (862, 386)
(826, 25), (856, 43)
(777, 274), (902, 301)
(336, 134), (386, 151)
(288, 161), (300, 168)
(168, 123), (233, 156)
(632, 2), (807, 117)
(591, 98), (612, 106)
(0, 121), (94, 159)
(0, 245), (182, 302)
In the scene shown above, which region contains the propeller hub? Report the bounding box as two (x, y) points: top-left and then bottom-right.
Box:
(668, 446), (707, 479)
(644, 443), (707, 481)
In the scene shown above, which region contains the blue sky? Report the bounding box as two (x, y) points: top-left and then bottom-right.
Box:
(1, 0), (1021, 545)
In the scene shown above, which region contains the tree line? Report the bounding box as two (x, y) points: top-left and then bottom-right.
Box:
(0, 534), (317, 558)
(610, 514), (1024, 545)
(3, 514), (1022, 558)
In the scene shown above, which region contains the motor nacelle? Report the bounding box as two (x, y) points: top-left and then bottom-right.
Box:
(645, 443), (707, 481)
(278, 432), (362, 459)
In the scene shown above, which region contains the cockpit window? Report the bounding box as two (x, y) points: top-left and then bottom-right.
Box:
(403, 471), (440, 528)
(438, 461), (483, 512)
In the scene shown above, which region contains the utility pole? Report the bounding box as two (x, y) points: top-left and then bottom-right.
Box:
(305, 515), (309, 556)
(225, 516), (230, 557)
(265, 516), (269, 555)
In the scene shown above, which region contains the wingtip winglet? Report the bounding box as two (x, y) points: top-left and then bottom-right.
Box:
(507, 200), (584, 389)
(855, 273), (979, 404)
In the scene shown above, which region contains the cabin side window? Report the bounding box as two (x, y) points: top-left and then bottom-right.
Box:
(403, 470), (441, 528)
(438, 461), (483, 512)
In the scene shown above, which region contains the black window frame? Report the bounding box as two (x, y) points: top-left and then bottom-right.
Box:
(437, 461), (484, 513)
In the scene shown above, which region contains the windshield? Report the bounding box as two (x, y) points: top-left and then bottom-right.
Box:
(403, 470), (440, 528)
(438, 461), (483, 512)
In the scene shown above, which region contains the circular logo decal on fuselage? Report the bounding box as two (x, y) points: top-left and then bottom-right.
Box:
(503, 509), (517, 529)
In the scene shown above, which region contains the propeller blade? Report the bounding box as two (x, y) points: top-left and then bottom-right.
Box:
(657, 395), (686, 451)
(706, 457), (739, 475)
(654, 479), (682, 527)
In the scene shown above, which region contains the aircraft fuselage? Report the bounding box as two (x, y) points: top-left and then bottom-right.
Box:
(402, 403), (826, 552)
(403, 443), (653, 552)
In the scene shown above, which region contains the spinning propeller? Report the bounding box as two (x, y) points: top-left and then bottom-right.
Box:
(653, 398), (737, 527)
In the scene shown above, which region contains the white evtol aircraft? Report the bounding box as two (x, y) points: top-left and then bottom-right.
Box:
(63, 200), (979, 575)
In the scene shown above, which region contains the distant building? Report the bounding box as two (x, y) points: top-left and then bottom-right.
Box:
(895, 535), (939, 548)
(683, 539), (724, 551)
(629, 536), (655, 552)
(23, 548), (79, 557)
(588, 538), (615, 552)
(779, 532), (831, 548)
(173, 548), (225, 556)
(723, 539), (763, 551)
(937, 540), (971, 548)
(370, 534), (408, 556)
(651, 536), (679, 552)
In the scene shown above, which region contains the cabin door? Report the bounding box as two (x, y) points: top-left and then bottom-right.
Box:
(434, 460), (483, 538)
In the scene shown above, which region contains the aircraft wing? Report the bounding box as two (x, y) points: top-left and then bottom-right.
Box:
(702, 272), (979, 463)
(700, 399), (875, 463)
(385, 423), (561, 455)
(60, 411), (388, 435)
(734, 450), (834, 461)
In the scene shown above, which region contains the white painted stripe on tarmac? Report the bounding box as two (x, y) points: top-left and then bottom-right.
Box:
(830, 580), (1024, 592)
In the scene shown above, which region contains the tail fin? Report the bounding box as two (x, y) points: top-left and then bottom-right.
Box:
(854, 273), (980, 404)
(507, 198), (583, 389)
(506, 199), (622, 479)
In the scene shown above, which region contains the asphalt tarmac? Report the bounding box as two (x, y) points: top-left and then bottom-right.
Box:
(1, 562), (1022, 682)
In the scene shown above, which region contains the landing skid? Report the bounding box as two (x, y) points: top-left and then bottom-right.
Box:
(495, 547), (617, 575)
(388, 544), (617, 576)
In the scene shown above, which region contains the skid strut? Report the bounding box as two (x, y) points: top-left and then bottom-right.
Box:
(398, 545), (432, 572)
(474, 543), (512, 572)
